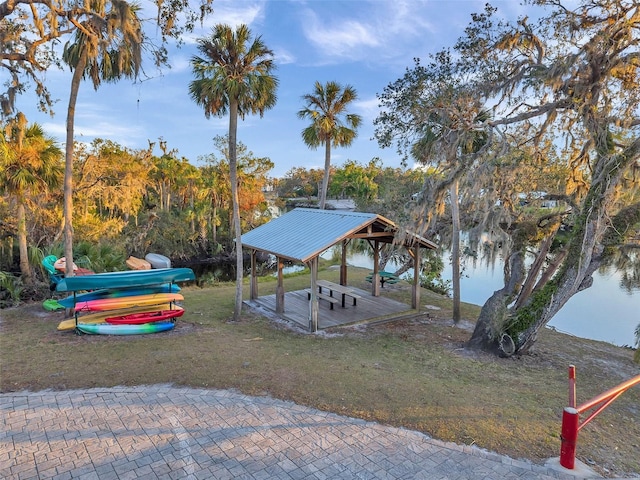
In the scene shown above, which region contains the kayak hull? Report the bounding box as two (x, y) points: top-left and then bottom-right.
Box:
(145, 253), (171, 269)
(77, 321), (175, 335)
(105, 307), (184, 324)
(74, 293), (183, 312)
(55, 268), (195, 292)
(58, 283), (181, 309)
(57, 303), (174, 331)
(43, 299), (64, 311)
(126, 256), (151, 270)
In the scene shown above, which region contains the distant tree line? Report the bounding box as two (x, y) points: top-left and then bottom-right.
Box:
(0, 133), (273, 284)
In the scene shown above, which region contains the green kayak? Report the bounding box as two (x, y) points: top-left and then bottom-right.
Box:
(43, 299), (64, 311)
(55, 268), (195, 292)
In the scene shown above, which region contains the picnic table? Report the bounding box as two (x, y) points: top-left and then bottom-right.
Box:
(306, 280), (361, 309)
(317, 280), (361, 307)
(365, 271), (399, 288)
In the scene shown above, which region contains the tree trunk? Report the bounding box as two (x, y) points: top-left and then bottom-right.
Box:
(190, 192), (195, 233)
(394, 258), (414, 277)
(514, 222), (559, 309)
(450, 179), (461, 324)
(63, 51), (87, 278)
(516, 228), (603, 354)
(532, 247), (568, 294)
(158, 183), (164, 210)
(229, 99), (243, 322)
(467, 250), (525, 353)
(199, 218), (208, 252)
(319, 139), (331, 209)
(212, 205), (217, 244)
(17, 201), (32, 284)
(469, 143), (638, 355)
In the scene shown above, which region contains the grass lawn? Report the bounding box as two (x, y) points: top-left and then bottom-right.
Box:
(1, 264), (638, 478)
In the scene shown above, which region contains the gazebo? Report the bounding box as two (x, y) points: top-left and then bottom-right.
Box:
(241, 208), (437, 332)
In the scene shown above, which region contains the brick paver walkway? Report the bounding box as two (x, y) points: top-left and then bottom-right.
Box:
(1, 385), (604, 479)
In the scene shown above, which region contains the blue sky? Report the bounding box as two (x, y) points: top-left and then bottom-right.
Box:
(18, 0), (527, 178)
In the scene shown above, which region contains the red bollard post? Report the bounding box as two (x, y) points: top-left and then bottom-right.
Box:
(568, 365), (576, 408)
(560, 407), (579, 469)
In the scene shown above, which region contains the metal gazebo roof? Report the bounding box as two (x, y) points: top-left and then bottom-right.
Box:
(240, 208), (437, 263)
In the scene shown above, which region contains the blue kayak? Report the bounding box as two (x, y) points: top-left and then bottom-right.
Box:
(76, 321), (176, 335)
(55, 268), (195, 292)
(57, 283), (181, 308)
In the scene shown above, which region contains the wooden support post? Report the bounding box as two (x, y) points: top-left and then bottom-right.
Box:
(308, 258), (319, 332)
(250, 250), (258, 300)
(275, 256), (285, 313)
(372, 241), (380, 297)
(340, 239), (348, 286)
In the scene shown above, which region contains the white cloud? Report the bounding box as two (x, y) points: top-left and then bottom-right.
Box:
(40, 121), (66, 138)
(354, 96), (380, 121)
(167, 54), (192, 74)
(209, 1), (264, 28)
(295, 1), (463, 66)
(274, 47), (296, 65)
(77, 109), (145, 141)
(40, 101), (147, 149)
(174, 1), (266, 45)
(379, 1), (436, 39)
(301, 9), (380, 61)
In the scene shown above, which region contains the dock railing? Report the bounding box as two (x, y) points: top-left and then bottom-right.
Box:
(560, 364), (640, 469)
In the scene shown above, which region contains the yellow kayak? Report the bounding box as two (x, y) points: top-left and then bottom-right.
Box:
(73, 293), (183, 312)
(57, 303), (176, 332)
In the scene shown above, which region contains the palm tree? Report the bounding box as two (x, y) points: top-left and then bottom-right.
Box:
(298, 81), (362, 209)
(189, 23), (278, 321)
(0, 114), (63, 284)
(60, 1), (143, 277)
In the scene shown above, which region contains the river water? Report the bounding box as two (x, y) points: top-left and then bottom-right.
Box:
(339, 251), (639, 348)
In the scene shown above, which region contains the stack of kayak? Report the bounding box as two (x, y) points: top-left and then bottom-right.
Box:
(56, 268), (195, 335)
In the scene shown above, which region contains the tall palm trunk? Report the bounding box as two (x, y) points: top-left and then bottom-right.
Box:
(212, 204), (217, 244)
(229, 99), (243, 321)
(63, 50), (87, 278)
(189, 191), (195, 233)
(450, 179), (461, 324)
(13, 121), (33, 285)
(319, 140), (331, 209)
(17, 201), (32, 284)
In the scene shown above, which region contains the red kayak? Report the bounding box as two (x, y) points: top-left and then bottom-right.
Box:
(105, 307), (184, 325)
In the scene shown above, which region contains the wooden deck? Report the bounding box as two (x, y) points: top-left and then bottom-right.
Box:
(244, 286), (415, 330)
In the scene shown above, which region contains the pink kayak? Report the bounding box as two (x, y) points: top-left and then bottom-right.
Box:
(105, 307), (184, 324)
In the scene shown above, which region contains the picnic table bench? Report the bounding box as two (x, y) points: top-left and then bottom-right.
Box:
(317, 280), (361, 307)
(365, 271), (399, 288)
(304, 289), (341, 309)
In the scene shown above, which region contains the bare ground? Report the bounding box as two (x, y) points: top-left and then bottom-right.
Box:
(1, 278), (638, 478)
